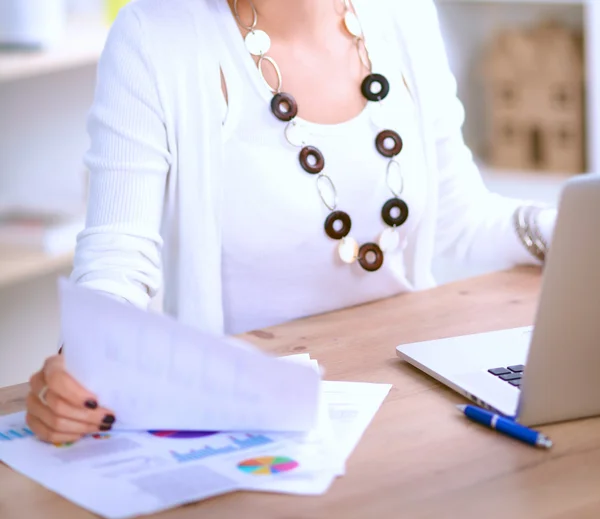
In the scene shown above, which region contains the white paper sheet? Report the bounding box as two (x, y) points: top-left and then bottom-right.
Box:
(323, 381), (393, 457)
(0, 378), (391, 519)
(244, 380), (392, 496)
(0, 413), (329, 519)
(59, 280), (321, 432)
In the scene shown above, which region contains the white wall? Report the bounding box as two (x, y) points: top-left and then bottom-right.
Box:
(0, 66), (95, 215)
(0, 269), (70, 387)
(67, 0), (103, 15)
(0, 5), (99, 386)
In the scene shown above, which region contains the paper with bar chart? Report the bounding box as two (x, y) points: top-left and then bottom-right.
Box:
(0, 373), (390, 519)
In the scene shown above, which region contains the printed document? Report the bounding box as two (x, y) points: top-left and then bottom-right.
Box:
(0, 377), (391, 519)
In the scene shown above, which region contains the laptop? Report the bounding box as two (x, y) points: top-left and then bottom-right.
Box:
(396, 174), (600, 427)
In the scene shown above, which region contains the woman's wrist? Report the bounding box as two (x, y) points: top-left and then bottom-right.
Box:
(536, 208), (557, 245)
(513, 204), (556, 264)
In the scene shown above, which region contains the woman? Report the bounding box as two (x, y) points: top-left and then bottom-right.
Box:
(26, 0), (555, 443)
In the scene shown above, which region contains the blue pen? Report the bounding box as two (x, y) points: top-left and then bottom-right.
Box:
(457, 404), (553, 449)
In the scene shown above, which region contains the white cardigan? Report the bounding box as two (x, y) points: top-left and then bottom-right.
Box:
(73, 0), (544, 336)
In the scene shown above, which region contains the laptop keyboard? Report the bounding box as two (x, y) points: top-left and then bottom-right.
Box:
(488, 365), (525, 388)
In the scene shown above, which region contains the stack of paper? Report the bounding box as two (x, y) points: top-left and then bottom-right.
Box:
(0, 281), (391, 518)
(0, 377), (390, 518)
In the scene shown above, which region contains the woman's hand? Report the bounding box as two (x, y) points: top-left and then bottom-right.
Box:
(26, 355), (116, 444)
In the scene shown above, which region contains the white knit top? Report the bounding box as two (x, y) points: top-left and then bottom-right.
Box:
(72, 0), (553, 336)
(215, 0), (431, 335)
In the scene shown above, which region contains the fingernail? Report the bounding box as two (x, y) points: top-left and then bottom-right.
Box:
(102, 414), (116, 425)
(85, 399), (98, 410)
(99, 424), (112, 432)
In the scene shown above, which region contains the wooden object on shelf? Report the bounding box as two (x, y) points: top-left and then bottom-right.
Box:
(483, 21), (585, 174)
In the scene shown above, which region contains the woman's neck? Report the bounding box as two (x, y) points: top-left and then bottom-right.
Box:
(232, 0), (344, 42)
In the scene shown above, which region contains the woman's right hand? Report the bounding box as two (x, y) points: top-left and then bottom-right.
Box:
(26, 354), (116, 444)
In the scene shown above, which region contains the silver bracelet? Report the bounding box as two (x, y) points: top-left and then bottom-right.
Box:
(528, 207), (549, 256)
(513, 205), (546, 263)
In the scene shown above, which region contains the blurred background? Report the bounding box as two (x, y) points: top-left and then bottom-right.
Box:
(0, 0), (597, 387)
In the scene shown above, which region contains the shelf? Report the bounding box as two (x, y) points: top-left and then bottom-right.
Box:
(0, 247), (74, 289)
(0, 17), (109, 83)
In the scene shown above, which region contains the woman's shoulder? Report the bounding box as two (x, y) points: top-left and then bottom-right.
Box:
(357, 0), (435, 18)
(364, 0), (448, 66)
(105, 0), (219, 75)
(356, 0), (445, 64)
(363, 0), (440, 34)
(112, 0), (216, 47)
(124, 0), (204, 23)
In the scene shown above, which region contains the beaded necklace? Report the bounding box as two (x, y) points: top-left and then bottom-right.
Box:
(232, 0), (409, 272)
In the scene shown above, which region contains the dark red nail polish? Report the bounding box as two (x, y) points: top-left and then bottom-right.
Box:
(85, 399), (98, 410)
(102, 414), (115, 425)
(99, 424), (112, 432)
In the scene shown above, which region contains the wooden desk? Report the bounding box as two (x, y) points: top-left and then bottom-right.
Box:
(1, 268), (599, 519)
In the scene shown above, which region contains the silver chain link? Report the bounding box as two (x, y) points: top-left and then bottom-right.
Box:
(355, 37), (373, 73)
(316, 174), (338, 212)
(257, 55), (282, 93)
(233, 0), (258, 31)
(284, 120), (307, 148)
(385, 159), (405, 198)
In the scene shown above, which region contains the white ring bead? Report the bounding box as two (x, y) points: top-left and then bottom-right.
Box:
(245, 30), (271, 56)
(338, 237), (359, 264)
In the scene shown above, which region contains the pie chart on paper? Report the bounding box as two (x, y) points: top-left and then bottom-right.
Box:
(237, 456), (299, 476)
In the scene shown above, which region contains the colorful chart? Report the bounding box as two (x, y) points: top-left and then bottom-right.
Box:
(148, 430), (219, 439)
(0, 427), (34, 442)
(169, 434), (274, 463)
(237, 456), (299, 476)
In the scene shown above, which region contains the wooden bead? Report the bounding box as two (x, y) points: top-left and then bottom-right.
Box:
(325, 211), (352, 240)
(271, 92), (298, 122)
(299, 146), (325, 174)
(361, 73), (390, 101)
(376, 130), (403, 157)
(358, 243), (384, 272)
(381, 198), (409, 227)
